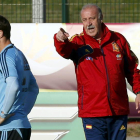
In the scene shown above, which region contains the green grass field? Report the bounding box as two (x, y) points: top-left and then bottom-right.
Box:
(127, 121), (140, 137)
(0, 0), (140, 23)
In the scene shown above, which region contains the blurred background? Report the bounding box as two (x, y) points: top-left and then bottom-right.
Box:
(1, 0), (140, 23)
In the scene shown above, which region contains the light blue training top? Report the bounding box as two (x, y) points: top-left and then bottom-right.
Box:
(0, 44), (39, 130)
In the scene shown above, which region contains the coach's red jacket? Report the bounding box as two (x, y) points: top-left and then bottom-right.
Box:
(54, 23), (140, 117)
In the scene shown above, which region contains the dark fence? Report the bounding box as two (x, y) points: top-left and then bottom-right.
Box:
(0, 0), (140, 23)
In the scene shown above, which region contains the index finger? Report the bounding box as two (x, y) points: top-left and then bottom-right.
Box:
(60, 28), (66, 34)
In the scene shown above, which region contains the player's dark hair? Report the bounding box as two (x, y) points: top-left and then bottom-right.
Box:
(0, 15), (11, 39)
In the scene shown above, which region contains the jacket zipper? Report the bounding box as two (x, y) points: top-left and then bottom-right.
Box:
(81, 85), (84, 109)
(100, 46), (111, 100)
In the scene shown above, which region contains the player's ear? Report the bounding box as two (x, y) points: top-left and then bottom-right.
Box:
(0, 30), (3, 39)
(101, 14), (103, 23)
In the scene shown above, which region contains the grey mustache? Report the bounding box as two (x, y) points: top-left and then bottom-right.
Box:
(87, 25), (95, 29)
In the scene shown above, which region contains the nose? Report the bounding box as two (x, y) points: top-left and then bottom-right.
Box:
(87, 19), (92, 26)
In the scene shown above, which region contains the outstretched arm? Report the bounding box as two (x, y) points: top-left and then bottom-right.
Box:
(54, 28), (81, 59)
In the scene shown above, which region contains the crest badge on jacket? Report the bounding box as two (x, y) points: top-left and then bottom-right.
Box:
(112, 42), (120, 52)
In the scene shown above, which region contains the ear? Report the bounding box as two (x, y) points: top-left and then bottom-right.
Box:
(101, 14), (103, 23)
(0, 30), (3, 38)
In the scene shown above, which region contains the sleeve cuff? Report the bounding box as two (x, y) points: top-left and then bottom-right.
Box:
(136, 91), (140, 95)
(0, 112), (8, 118)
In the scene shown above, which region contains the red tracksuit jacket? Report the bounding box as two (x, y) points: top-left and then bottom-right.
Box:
(54, 23), (140, 117)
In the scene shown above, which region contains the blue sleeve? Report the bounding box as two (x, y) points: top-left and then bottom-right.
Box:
(24, 72), (39, 114)
(0, 77), (19, 118)
(0, 49), (18, 79)
(0, 49), (19, 118)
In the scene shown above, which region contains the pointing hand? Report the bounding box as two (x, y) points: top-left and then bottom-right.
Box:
(56, 28), (69, 42)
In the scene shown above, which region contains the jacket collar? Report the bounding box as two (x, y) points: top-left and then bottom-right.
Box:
(83, 22), (112, 46)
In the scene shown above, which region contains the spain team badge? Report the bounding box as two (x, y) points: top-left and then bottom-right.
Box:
(112, 42), (120, 52)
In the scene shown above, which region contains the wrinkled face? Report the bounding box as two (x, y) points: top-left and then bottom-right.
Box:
(81, 7), (102, 39)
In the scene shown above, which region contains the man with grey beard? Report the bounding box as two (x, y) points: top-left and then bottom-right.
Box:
(54, 3), (140, 140)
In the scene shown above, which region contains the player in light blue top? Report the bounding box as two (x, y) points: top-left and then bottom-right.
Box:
(0, 15), (39, 140)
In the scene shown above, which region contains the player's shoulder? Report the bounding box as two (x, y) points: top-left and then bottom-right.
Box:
(69, 32), (84, 42)
(2, 45), (15, 56)
(110, 30), (126, 40)
(110, 30), (128, 48)
(6, 46), (18, 56)
(5, 46), (23, 60)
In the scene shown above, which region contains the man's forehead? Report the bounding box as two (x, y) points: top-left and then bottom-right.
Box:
(81, 8), (99, 18)
(81, 7), (99, 15)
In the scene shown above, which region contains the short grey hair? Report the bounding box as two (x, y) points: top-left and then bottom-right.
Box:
(80, 4), (103, 20)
